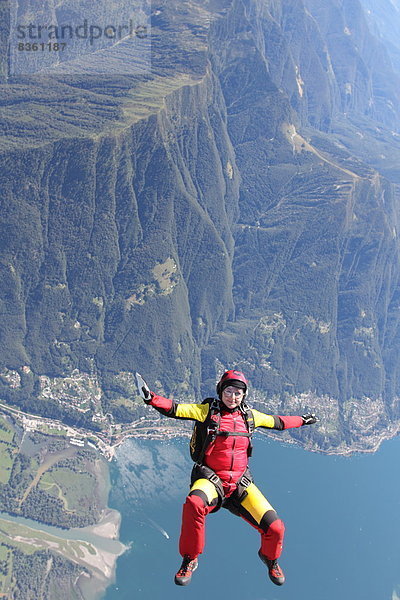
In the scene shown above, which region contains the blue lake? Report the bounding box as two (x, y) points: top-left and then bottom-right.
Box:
(104, 433), (400, 600)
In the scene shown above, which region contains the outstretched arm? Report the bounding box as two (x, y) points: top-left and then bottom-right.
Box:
(142, 390), (209, 422)
(252, 409), (318, 430)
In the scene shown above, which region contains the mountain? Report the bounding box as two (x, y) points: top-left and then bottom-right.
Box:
(1, 0), (400, 456)
(359, 0), (400, 73)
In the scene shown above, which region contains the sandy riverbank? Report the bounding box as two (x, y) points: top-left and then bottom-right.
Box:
(70, 508), (128, 598)
(76, 507), (122, 541)
(0, 508), (128, 600)
(74, 532), (128, 600)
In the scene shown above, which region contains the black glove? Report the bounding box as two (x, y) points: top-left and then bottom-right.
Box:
(302, 413), (318, 425)
(142, 386), (153, 404)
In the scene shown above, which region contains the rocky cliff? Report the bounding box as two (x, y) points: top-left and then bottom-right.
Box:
(1, 0), (400, 452)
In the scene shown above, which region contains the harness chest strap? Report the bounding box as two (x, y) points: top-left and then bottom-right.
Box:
(216, 431), (252, 437)
(190, 398), (255, 464)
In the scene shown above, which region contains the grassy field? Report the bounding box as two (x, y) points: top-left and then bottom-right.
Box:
(0, 417), (16, 485)
(0, 443), (13, 485)
(39, 466), (97, 515)
(0, 418), (14, 444)
(38, 426), (68, 437)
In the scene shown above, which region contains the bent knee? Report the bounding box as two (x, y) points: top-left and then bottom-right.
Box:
(268, 517), (285, 537)
(260, 510), (285, 535)
(185, 491), (214, 514)
(187, 490), (206, 504)
(188, 478), (219, 509)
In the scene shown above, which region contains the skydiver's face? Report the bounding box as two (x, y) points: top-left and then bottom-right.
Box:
(221, 386), (245, 409)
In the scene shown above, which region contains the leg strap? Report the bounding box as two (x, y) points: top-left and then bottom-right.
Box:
(191, 464), (225, 511)
(222, 467), (253, 514)
(235, 467), (253, 502)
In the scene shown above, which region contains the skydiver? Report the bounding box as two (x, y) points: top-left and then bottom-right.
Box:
(138, 369), (318, 586)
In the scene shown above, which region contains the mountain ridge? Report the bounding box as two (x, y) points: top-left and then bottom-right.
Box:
(1, 0), (400, 456)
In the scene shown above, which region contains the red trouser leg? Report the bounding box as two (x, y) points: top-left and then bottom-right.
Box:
(226, 482), (285, 560)
(179, 480), (219, 559)
(260, 518), (285, 560)
(237, 512), (285, 560)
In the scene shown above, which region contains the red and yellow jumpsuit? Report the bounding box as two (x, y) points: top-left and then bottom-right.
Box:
(147, 393), (304, 561)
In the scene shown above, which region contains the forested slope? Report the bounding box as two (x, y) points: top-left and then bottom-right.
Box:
(1, 0), (400, 452)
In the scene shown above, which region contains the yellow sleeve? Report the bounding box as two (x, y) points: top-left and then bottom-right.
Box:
(251, 408), (276, 429)
(175, 402), (210, 422)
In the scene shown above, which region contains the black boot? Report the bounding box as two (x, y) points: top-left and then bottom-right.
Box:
(258, 550), (285, 586)
(174, 556), (198, 586)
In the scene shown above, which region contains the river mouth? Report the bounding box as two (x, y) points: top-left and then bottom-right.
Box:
(0, 507), (127, 600)
(0, 508), (125, 553)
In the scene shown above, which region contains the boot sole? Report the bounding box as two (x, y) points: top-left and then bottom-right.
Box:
(174, 576), (191, 586)
(174, 561), (198, 586)
(258, 550), (285, 585)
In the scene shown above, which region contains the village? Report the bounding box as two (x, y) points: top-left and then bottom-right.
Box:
(0, 399), (189, 462)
